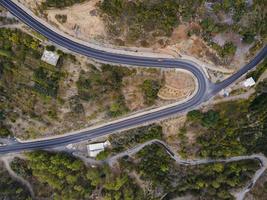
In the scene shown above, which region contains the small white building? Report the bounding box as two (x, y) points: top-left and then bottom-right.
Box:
(219, 88), (232, 97)
(41, 50), (59, 66)
(87, 141), (110, 157)
(242, 77), (256, 88)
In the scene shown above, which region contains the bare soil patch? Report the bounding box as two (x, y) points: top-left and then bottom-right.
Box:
(158, 70), (195, 100)
(45, 0), (106, 41)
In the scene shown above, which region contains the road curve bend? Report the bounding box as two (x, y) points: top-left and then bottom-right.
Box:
(0, 0), (266, 154)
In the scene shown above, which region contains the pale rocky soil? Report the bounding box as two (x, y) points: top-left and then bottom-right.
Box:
(45, 0), (106, 42)
(8, 54), (196, 139)
(158, 70), (195, 100)
(15, 0), (242, 77)
(17, 0), (44, 12)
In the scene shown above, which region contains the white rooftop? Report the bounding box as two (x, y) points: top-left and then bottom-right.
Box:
(243, 77), (256, 88)
(41, 50), (59, 66)
(88, 149), (103, 157)
(87, 141), (110, 157)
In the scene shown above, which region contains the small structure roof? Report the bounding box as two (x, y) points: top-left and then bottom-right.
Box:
(243, 77), (256, 87)
(87, 141), (110, 157)
(41, 50), (59, 66)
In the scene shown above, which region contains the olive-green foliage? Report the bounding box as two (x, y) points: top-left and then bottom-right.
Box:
(187, 110), (202, 122)
(100, 0), (203, 42)
(10, 157), (54, 199)
(187, 109), (220, 128)
(77, 65), (133, 101)
(27, 151), (94, 200)
(27, 150), (144, 200)
(211, 42), (237, 58)
(169, 159), (260, 199)
(0, 28), (40, 55)
(0, 28), (42, 78)
(10, 157), (32, 178)
(87, 164), (145, 200)
(141, 79), (161, 105)
(212, 0), (248, 22)
(0, 49), (12, 58)
(33, 67), (62, 97)
(45, 45), (56, 51)
(136, 143), (260, 199)
(0, 108), (12, 137)
(0, 28), (63, 138)
(42, 0), (86, 8)
(77, 65), (133, 117)
(200, 0), (266, 57)
(111, 124), (163, 153)
(0, 126), (11, 137)
(220, 42), (237, 58)
(190, 79), (267, 158)
(107, 95), (129, 117)
(0, 164), (31, 200)
(55, 14), (67, 24)
(137, 144), (174, 190)
(212, 0), (267, 39)
(96, 124), (163, 160)
(246, 58), (267, 81)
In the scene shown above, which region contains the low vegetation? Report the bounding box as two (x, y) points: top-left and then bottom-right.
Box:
(76, 65), (134, 117)
(184, 78), (267, 158)
(100, 0), (266, 63)
(96, 124), (163, 160)
(7, 142), (260, 200)
(55, 14), (67, 24)
(0, 28), (163, 139)
(0, 162), (31, 200)
(134, 144), (260, 199)
(141, 79), (161, 105)
(246, 58), (267, 81)
(11, 152), (145, 200)
(41, 0), (87, 9)
(27, 151), (94, 199)
(100, 0), (202, 44)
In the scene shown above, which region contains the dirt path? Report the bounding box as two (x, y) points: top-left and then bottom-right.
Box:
(95, 139), (267, 200)
(0, 155), (35, 199)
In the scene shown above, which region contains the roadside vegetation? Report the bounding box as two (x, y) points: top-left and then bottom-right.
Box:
(96, 124), (163, 160)
(141, 79), (161, 105)
(41, 0), (87, 9)
(7, 143), (260, 200)
(246, 58), (267, 81)
(0, 161), (31, 200)
(181, 77), (267, 158)
(134, 144), (259, 199)
(76, 65), (134, 117)
(100, 0), (200, 44)
(100, 0), (266, 65)
(0, 28), (168, 139)
(10, 152), (146, 200)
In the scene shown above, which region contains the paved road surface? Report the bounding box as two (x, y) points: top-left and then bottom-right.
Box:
(0, 0), (266, 154)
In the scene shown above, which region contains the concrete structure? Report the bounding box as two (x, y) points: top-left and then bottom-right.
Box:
(219, 88), (231, 97)
(41, 50), (59, 66)
(242, 77), (256, 88)
(87, 141), (110, 157)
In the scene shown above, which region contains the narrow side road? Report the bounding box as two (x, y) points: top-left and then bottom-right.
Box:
(0, 155), (35, 199)
(79, 139), (267, 200)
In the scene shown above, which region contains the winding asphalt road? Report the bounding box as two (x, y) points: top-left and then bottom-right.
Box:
(0, 0), (266, 154)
